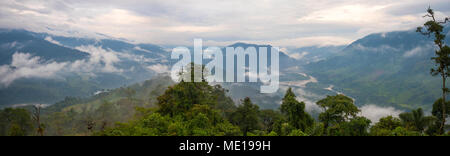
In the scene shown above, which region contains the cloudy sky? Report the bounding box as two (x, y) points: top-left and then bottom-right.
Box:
(0, 0), (449, 47)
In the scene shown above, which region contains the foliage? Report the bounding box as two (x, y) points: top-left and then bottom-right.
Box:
(280, 88), (314, 131)
(399, 108), (435, 133)
(0, 108), (33, 136)
(391, 127), (422, 136)
(316, 94), (360, 129)
(370, 116), (402, 136)
(3, 67), (448, 136)
(328, 117), (371, 136)
(417, 7), (450, 134)
(288, 129), (308, 136)
(230, 97), (260, 136)
(305, 122), (325, 136)
(427, 98), (450, 135)
(99, 71), (240, 136)
(157, 81), (216, 117)
(259, 109), (284, 133)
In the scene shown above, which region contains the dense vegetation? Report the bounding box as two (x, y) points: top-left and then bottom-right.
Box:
(1, 74), (448, 136)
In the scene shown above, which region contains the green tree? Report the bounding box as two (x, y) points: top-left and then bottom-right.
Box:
(279, 123), (295, 136)
(417, 7), (450, 134)
(391, 127), (421, 136)
(288, 129), (308, 136)
(374, 116), (402, 130)
(0, 108), (33, 136)
(305, 122), (325, 136)
(280, 88), (314, 131)
(189, 113), (213, 136)
(212, 85), (236, 118)
(100, 72), (241, 136)
(213, 121), (241, 136)
(316, 94), (359, 130)
(399, 108), (435, 133)
(428, 98), (450, 135)
(328, 117), (371, 136)
(47, 112), (68, 136)
(370, 116), (402, 136)
(156, 63), (216, 117)
(157, 81), (216, 117)
(259, 109), (283, 133)
(9, 124), (26, 136)
(231, 97), (260, 136)
(186, 104), (223, 126)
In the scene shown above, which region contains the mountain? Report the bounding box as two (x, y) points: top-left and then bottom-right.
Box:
(215, 28), (450, 112)
(3, 26), (449, 112)
(305, 26), (450, 110)
(285, 45), (346, 65)
(36, 75), (175, 135)
(44, 74), (175, 114)
(0, 29), (89, 64)
(212, 43), (299, 109)
(0, 29), (302, 108)
(0, 29), (170, 107)
(226, 42), (298, 68)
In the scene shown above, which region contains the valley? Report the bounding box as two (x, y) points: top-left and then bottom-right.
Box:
(1, 25), (449, 124)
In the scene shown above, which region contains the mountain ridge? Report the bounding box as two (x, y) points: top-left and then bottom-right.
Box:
(305, 25), (450, 110)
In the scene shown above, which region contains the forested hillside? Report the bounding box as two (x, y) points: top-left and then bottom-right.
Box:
(306, 25), (450, 110)
(0, 29), (169, 107)
(1, 67), (448, 136)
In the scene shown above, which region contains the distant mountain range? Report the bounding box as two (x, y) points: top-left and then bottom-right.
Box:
(306, 25), (450, 110)
(0, 29), (170, 107)
(1, 26), (449, 112)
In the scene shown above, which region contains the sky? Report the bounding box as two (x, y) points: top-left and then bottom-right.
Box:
(0, 0), (449, 47)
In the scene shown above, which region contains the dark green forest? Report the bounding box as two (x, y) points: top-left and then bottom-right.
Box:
(1, 75), (449, 136)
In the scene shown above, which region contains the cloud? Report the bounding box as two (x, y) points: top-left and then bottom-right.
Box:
(1, 41), (23, 49)
(403, 45), (433, 58)
(360, 105), (403, 123)
(1, 0), (449, 47)
(133, 46), (151, 53)
(119, 52), (157, 64)
(403, 46), (424, 57)
(147, 64), (169, 74)
(74, 45), (123, 73)
(44, 36), (62, 46)
(0, 53), (68, 86)
(288, 52), (309, 60)
(0, 45), (129, 86)
(297, 4), (387, 25)
(351, 43), (400, 53)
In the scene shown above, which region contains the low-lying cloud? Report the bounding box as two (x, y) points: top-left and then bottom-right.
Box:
(147, 64), (169, 74)
(44, 36), (63, 46)
(0, 45), (128, 86)
(74, 45), (123, 73)
(0, 53), (67, 86)
(288, 52), (309, 60)
(360, 104), (403, 123)
(403, 45), (434, 58)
